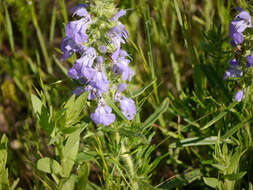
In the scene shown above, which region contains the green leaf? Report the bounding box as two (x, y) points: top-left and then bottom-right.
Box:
(5, 5), (15, 53)
(222, 120), (252, 139)
(224, 172), (247, 181)
(118, 125), (144, 137)
(65, 92), (89, 126)
(227, 149), (247, 174)
(142, 98), (169, 131)
(159, 169), (202, 189)
(76, 151), (97, 163)
(61, 123), (88, 134)
(201, 102), (237, 130)
(203, 177), (219, 188)
(77, 163), (89, 190)
(61, 131), (80, 177)
(10, 178), (20, 190)
(0, 150), (7, 169)
(37, 157), (62, 174)
(31, 94), (42, 115)
(131, 79), (157, 98)
(170, 136), (233, 148)
(0, 134), (8, 148)
(39, 106), (54, 136)
(61, 175), (76, 190)
(87, 182), (102, 190)
(139, 181), (160, 190)
(53, 55), (68, 77)
(170, 53), (182, 92)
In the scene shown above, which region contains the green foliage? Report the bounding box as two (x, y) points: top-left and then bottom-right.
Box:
(0, 135), (20, 190)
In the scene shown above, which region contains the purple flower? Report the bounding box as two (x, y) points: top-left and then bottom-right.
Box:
(232, 10), (252, 33)
(100, 45), (107, 53)
(84, 85), (102, 100)
(78, 47), (96, 67)
(60, 37), (86, 61)
(224, 68), (243, 79)
(235, 90), (244, 102)
(111, 50), (134, 81)
(246, 52), (253, 67)
(66, 17), (91, 44)
(60, 37), (78, 61)
(68, 48), (96, 79)
(115, 84), (136, 120)
(118, 96), (136, 120)
(82, 62), (110, 92)
(90, 102), (115, 126)
(72, 85), (102, 100)
(112, 10), (126, 21)
(224, 59), (243, 79)
(117, 83), (127, 94)
(70, 4), (88, 17)
(107, 23), (128, 49)
(229, 9), (251, 46)
(230, 31), (244, 46)
(68, 62), (83, 79)
(73, 86), (85, 96)
(229, 59), (240, 67)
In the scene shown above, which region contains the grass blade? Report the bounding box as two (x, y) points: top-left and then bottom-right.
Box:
(50, 6), (57, 43)
(201, 102), (237, 130)
(170, 136), (233, 148)
(222, 120), (253, 139)
(4, 5), (15, 54)
(144, 6), (159, 103)
(141, 98), (169, 132)
(30, 1), (52, 74)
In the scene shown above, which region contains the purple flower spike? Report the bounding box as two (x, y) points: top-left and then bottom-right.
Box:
(224, 59), (243, 80)
(84, 85), (102, 100)
(112, 50), (134, 81)
(229, 9), (251, 46)
(246, 52), (253, 67)
(66, 17), (91, 44)
(230, 31), (244, 46)
(223, 68), (243, 79)
(100, 45), (107, 53)
(115, 84), (136, 120)
(68, 63), (82, 80)
(71, 4), (88, 17)
(118, 96), (136, 120)
(96, 56), (104, 64)
(117, 83), (127, 94)
(107, 23), (128, 49)
(233, 10), (252, 32)
(112, 9), (127, 21)
(235, 90), (244, 102)
(60, 37), (77, 61)
(229, 59), (240, 67)
(76, 47), (96, 68)
(73, 87), (85, 96)
(91, 103), (115, 126)
(68, 48), (96, 79)
(83, 68), (110, 92)
(82, 58), (110, 92)
(60, 37), (83, 61)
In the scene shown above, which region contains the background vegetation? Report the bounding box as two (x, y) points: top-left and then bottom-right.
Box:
(1, 0), (253, 189)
